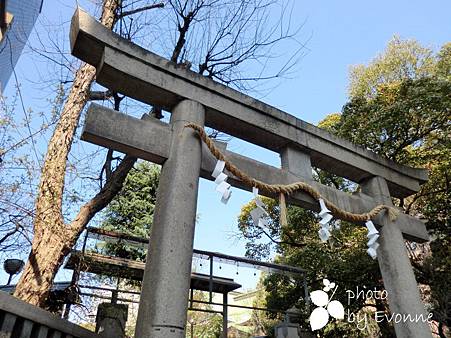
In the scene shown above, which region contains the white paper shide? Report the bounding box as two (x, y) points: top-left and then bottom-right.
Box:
(212, 160), (232, 204)
(250, 187), (270, 228)
(365, 220), (380, 259)
(318, 198), (333, 242)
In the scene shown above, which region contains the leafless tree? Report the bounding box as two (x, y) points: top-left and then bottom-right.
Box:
(3, 0), (306, 306)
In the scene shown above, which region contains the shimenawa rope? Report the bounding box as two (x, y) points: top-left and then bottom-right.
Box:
(185, 123), (399, 224)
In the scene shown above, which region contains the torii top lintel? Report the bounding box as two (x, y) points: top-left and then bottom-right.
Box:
(70, 8), (427, 200)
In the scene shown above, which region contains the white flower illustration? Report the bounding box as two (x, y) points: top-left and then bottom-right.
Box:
(322, 278), (336, 292)
(309, 279), (345, 331)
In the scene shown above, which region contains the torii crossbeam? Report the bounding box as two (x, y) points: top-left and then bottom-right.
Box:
(70, 8), (432, 338)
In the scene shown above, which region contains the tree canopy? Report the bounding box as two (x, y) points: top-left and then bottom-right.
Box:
(339, 40), (450, 337)
(238, 38), (450, 337)
(348, 36), (437, 99)
(100, 161), (160, 261)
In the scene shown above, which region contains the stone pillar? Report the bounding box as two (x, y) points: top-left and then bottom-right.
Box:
(96, 303), (128, 338)
(274, 322), (300, 338)
(360, 176), (432, 338)
(280, 146), (312, 180)
(135, 100), (205, 338)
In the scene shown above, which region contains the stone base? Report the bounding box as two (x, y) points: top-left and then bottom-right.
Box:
(274, 322), (300, 338)
(95, 303), (128, 338)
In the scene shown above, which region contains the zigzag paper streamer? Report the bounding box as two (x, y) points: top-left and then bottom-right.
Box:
(212, 160), (225, 178)
(212, 160), (232, 204)
(318, 198), (333, 242)
(365, 220), (380, 259)
(250, 187), (270, 228)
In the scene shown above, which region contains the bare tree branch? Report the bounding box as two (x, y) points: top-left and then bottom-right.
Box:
(117, 3), (165, 19)
(89, 90), (113, 101)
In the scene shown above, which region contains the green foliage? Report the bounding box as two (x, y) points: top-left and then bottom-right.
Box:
(99, 161), (160, 261)
(238, 196), (284, 260)
(249, 283), (280, 335)
(340, 39), (451, 334)
(436, 42), (451, 80)
(340, 77), (450, 162)
(238, 182), (387, 335)
(186, 290), (222, 338)
(238, 38), (450, 336)
(317, 112), (341, 132)
(349, 36), (435, 99)
(98, 161), (225, 335)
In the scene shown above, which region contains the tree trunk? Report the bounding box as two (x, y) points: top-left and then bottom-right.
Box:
(14, 155), (136, 305)
(13, 228), (72, 305)
(13, 0), (120, 307)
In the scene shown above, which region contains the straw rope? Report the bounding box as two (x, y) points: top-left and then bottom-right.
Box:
(185, 123), (399, 223)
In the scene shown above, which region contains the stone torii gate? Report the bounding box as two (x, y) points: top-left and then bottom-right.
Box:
(70, 9), (432, 338)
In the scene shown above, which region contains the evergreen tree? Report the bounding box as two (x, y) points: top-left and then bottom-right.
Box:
(100, 161), (160, 261)
(239, 39), (450, 337)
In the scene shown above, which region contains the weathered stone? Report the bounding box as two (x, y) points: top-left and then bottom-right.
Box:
(281, 146), (313, 180)
(95, 303), (128, 338)
(134, 100), (205, 338)
(274, 322), (301, 338)
(82, 104), (429, 242)
(69, 8), (434, 338)
(70, 8), (427, 199)
(0, 291), (98, 338)
(0, 312), (16, 337)
(361, 176), (432, 338)
(18, 320), (33, 338)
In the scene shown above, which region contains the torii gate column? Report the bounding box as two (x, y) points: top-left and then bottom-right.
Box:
(135, 100), (205, 337)
(361, 176), (432, 338)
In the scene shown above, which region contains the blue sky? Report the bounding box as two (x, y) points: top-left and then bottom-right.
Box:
(193, 0), (451, 286)
(1, 0), (450, 288)
(196, 1), (451, 254)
